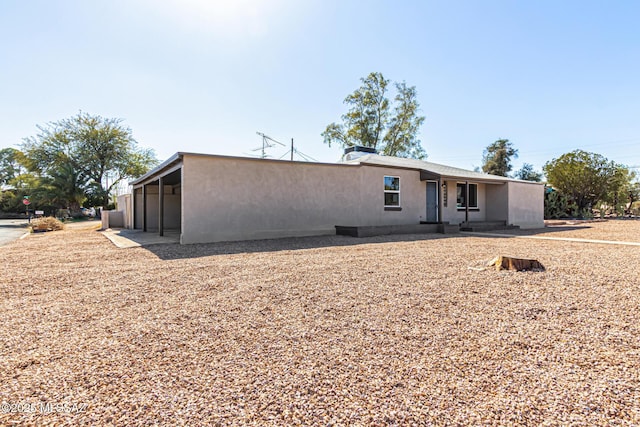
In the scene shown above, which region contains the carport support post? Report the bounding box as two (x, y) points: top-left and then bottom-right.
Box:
(158, 176), (164, 237)
(142, 184), (147, 232)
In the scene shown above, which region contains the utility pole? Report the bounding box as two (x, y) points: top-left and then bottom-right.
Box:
(291, 139), (294, 161)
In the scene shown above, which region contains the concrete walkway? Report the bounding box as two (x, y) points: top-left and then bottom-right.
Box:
(0, 219), (29, 246)
(461, 231), (640, 246)
(101, 229), (180, 248)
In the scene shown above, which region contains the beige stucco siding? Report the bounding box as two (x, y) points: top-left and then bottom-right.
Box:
(356, 166), (426, 226)
(485, 184), (508, 222)
(134, 188), (144, 229)
(180, 155), (426, 243)
(133, 185), (181, 231)
(507, 181), (545, 229)
(441, 180), (487, 224)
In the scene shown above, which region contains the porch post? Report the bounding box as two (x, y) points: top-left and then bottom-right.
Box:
(465, 181), (469, 225)
(142, 184), (147, 232)
(158, 176), (164, 237)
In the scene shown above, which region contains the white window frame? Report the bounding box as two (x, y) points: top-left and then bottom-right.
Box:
(456, 182), (478, 209)
(384, 176), (401, 207)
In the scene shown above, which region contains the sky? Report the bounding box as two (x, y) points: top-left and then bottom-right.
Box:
(1, 0), (639, 175)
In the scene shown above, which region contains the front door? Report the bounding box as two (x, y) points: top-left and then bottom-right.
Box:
(426, 181), (438, 222)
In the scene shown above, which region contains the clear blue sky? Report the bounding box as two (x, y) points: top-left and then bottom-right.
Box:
(1, 0), (639, 174)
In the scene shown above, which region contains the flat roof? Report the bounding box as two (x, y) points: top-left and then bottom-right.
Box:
(130, 151), (543, 186)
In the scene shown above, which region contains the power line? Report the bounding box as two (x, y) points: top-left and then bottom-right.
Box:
(251, 132), (286, 158)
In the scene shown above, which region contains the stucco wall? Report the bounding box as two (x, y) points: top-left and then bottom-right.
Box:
(180, 155), (426, 243)
(164, 187), (181, 230)
(441, 180), (487, 224)
(485, 184), (508, 222)
(116, 194), (132, 229)
(507, 181), (544, 229)
(133, 185), (181, 231)
(134, 188), (143, 229)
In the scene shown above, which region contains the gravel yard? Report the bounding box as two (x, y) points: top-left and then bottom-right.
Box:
(498, 219), (640, 243)
(1, 221), (639, 425)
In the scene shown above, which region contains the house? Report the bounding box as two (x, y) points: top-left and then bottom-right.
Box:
(124, 149), (544, 244)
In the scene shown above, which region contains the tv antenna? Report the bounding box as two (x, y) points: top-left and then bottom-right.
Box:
(248, 132), (319, 162)
(252, 132), (286, 158)
(279, 138), (318, 162)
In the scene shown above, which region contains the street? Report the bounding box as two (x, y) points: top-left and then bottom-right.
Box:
(0, 219), (28, 246)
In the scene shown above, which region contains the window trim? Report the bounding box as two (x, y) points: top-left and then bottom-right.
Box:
(456, 182), (479, 210)
(384, 175), (401, 208)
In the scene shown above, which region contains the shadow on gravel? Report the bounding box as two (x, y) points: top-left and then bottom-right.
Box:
(139, 223), (619, 261)
(144, 233), (468, 261)
(468, 225), (591, 237)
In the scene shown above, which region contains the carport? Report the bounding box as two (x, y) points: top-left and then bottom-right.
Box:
(130, 154), (182, 237)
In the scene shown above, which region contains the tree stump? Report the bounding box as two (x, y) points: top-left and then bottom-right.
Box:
(487, 256), (545, 272)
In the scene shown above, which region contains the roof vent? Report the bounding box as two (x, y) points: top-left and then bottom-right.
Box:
(342, 145), (377, 161)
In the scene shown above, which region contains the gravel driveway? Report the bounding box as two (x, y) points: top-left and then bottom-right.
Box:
(1, 221), (639, 425)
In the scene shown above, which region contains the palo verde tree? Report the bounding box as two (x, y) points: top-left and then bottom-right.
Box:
(21, 112), (157, 207)
(543, 150), (621, 214)
(481, 139), (518, 176)
(322, 72), (427, 159)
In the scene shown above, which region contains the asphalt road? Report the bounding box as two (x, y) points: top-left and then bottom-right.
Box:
(0, 219), (29, 246)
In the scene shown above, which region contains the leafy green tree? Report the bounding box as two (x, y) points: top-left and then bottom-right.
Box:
(600, 166), (638, 215)
(21, 112), (157, 206)
(514, 163), (543, 182)
(481, 139), (518, 176)
(0, 148), (24, 187)
(2, 172), (43, 213)
(40, 163), (87, 211)
(629, 181), (640, 215)
(543, 150), (619, 213)
(322, 72), (427, 159)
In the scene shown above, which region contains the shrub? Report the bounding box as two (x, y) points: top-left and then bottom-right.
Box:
(544, 190), (570, 219)
(31, 217), (65, 232)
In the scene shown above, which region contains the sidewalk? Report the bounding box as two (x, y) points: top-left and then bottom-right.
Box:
(101, 229), (180, 248)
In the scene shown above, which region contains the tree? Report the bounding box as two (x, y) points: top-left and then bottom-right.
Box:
(39, 162), (87, 211)
(0, 148), (24, 187)
(1, 172), (43, 213)
(21, 112), (157, 207)
(481, 139), (518, 176)
(600, 165), (638, 215)
(322, 72), (426, 159)
(514, 163), (543, 182)
(543, 150), (619, 213)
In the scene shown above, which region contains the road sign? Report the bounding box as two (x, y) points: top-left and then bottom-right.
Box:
(22, 198), (31, 206)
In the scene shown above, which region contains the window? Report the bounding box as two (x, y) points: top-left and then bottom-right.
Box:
(384, 176), (400, 207)
(456, 183), (478, 208)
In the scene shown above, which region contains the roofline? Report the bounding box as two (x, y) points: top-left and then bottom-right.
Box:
(356, 158), (543, 185)
(129, 151), (544, 187)
(129, 152), (183, 186)
(177, 151), (354, 168)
